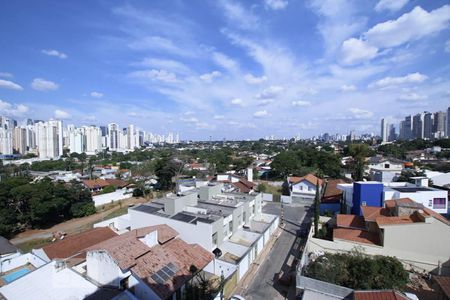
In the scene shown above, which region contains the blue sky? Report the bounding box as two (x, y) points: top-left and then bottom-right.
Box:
(0, 0), (449, 140)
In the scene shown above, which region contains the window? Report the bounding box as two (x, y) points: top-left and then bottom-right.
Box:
(362, 201), (367, 206)
(238, 214), (242, 225)
(252, 205), (255, 214)
(428, 200), (432, 207)
(223, 225), (228, 236)
(243, 212), (246, 224)
(212, 232), (218, 246)
(433, 198), (446, 209)
(384, 163), (390, 168)
(229, 221), (233, 233)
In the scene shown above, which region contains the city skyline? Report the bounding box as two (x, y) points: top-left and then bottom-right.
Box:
(0, 1), (450, 140)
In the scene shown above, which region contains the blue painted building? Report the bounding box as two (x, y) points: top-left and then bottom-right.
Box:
(352, 182), (384, 216)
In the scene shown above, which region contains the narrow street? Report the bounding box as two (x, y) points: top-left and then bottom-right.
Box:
(239, 202), (312, 300)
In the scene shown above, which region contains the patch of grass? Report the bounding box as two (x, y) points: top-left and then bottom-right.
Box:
(258, 182), (282, 195)
(16, 237), (53, 253)
(101, 206), (129, 221)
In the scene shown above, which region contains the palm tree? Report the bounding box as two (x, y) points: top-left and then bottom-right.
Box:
(348, 144), (369, 181)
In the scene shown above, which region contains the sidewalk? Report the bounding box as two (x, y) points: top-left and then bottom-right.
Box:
(231, 225), (284, 296)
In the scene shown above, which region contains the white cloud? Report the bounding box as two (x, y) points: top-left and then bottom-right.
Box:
(128, 36), (187, 56)
(219, 0), (259, 30)
(375, 0), (408, 12)
(445, 40), (450, 53)
(213, 115), (224, 120)
(292, 100), (311, 107)
(129, 69), (178, 83)
(253, 110), (269, 118)
(340, 38), (378, 65)
(255, 85), (284, 99)
(259, 99), (275, 106)
(265, 0), (288, 10)
(181, 116), (199, 123)
(244, 74), (268, 84)
(0, 72), (13, 78)
(397, 93), (428, 101)
(200, 71), (222, 82)
(41, 49), (68, 59)
(231, 98), (244, 106)
(0, 100), (29, 117)
(54, 109), (71, 119)
(136, 58), (191, 74)
(340, 84), (356, 92)
(369, 72), (428, 89)
(90, 91), (104, 98)
(31, 78), (59, 91)
(349, 108), (373, 119)
(0, 79), (23, 91)
(366, 5), (450, 49)
(212, 52), (239, 73)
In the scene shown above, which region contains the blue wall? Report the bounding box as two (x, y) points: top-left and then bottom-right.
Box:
(352, 182), (384, 216)
(320, 203), (340, 215)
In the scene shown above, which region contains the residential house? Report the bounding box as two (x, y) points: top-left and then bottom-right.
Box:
(320, 179), (348, 215)
(288, 174), (323, 202)
(368, 156), (404, 182)
(86, 225), (214, 300)
(215, 173), (257, 194)
(306, 198), (450, 274)
(338, 179), (448, 214)
(94, 184), (279, 282)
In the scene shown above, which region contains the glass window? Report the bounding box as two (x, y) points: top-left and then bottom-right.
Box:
(433, 198), (446, 209)
(243, 212), (246, 223)
(212, 232), (218, 245)
(229, 221), (233, 233)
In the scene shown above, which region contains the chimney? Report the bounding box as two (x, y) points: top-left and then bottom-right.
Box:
(140, 230), (158, 248)
(247, 168), (253, 182)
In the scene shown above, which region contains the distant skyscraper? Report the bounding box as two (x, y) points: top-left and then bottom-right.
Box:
(13, 127), (27, 154)
(433, 111), (445, 139)
(35, 120), (63, 159)
(403, 115), (413, 140)
(423, 112), (433, 139)
(447, 107), (450, 138)
(0, 117), (13, 155)
(388, 124), (396, 142)
(412, 113), (424, 139)
(107, 123), (119, 150)
(381, 119), (389, 143)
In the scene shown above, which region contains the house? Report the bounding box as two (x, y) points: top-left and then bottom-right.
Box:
(86, 225), (214, 300)
(82, 179), (110, 192)
(338, 179), (448, 214)
(309, 198), (450, 274)
(425, 170), (450, 189)
(288, 174), (323, 201)
(433, 276), (450, 300)
(33, 227), (118, 263)
(0, 261), (99, 300)
(368, 156), (404, 183)
(214, 173), (257, 194)
(0, 237), (18, 259)
(320, 179), (348, 215)
(93, 184), (279, 282)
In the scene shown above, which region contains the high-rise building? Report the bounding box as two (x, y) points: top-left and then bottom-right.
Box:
(403, 115), (413, 140)
(423, 112), (433, 140)
(13, 127), (27, 154)
(35, 120), (63, 159)
(381, 119), (389, 143)
(447, 107), (450, 138)
(83, 126), (102, 153)
(412, 113), (424, 139)
(0, 117), (14, 155)
(107, 123), (119, 150)
(388, 124), (396, 142)
(69, 128), (85, 153)
(433, 111), (446, 136)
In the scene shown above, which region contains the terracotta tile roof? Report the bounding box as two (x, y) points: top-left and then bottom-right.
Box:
(104, 179), (128, 188)
(384, 198), (450, 226)
(336, 214), (366, 229)
(288, 173), (323, 186)
(353, 290), (408, 300)
(361, 206), (391, 222)
(375, 214), (422, 226)
(321, 179), (345, 203)
(233, 178), (256, 193)
(87, 225), (178, 270)
(42, 227), (117, 260)
(422, 207), (450, 226)
(133, 238), (214, 299)
(434, 276), (450, 299)
(88, 225), (213, 299)
(333, 228), (380, 246)
(82, 179), (110, 189)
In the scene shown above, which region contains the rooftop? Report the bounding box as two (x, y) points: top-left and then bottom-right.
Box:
(41, 227), (117, 261)
(353, 290), (409, 300)
(0, 236), (17, 256)
(288, 173), (323, 186)
(333, 228), (380, 246)
(87, 225), (213, 299)
(434, 276), (450, 299)
(336, 215), (366, 230)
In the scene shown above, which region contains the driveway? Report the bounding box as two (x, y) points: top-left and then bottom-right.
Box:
(240, 202), (311, 300)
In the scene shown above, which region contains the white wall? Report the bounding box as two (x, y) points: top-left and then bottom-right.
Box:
(93, 190), (132, 207)
(205, 259), (237, 279)
(86, 251), (129, 287)
(291, 181), (316, 197)
(129, 275), (161, 300)
(0, 253), (47, 273)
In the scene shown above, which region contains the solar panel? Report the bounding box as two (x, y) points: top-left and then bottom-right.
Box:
(162, 266), (175, 277)
(157, 270), (170, 281)
(167, 262), (179, 273)
(151, 273), (165, 284)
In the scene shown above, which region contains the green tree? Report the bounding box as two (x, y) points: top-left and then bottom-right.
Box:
(347, 144), (370, 181)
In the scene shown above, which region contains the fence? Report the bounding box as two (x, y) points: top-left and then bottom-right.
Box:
(93, 190), (132, 207)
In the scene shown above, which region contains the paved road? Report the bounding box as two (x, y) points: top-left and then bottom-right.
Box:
(241, 202), (312, 300)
